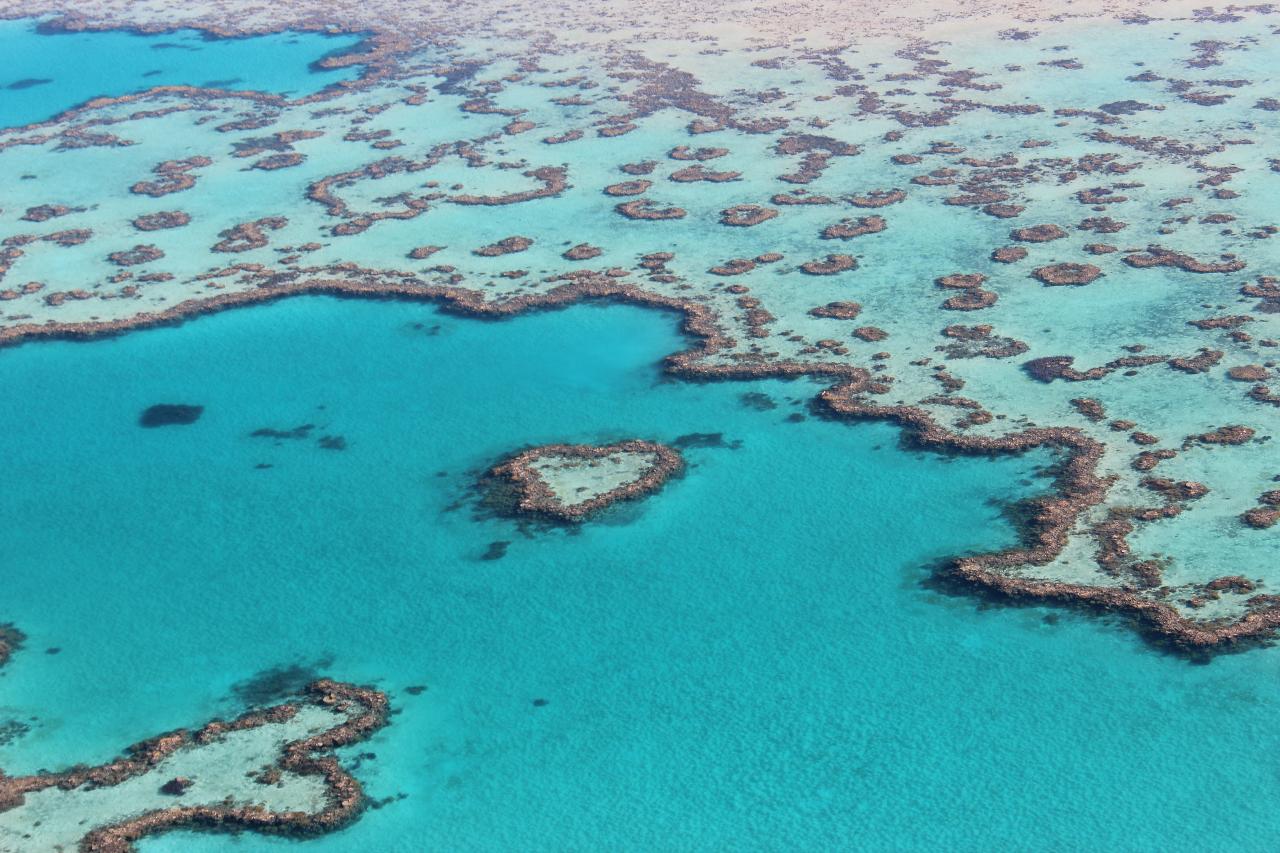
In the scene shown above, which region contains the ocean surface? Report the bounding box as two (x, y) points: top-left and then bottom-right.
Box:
(0, 20), (364, 127)
(2, 10), (1280, 852)
(1, 297), (1280, 851)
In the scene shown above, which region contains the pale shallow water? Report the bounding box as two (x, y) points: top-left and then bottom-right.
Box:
(2, 298), (1280, 851)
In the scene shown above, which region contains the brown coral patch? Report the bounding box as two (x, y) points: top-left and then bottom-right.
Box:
(992, 246), (1028, 263)
(719, 204), (778, 227)
(616, 200), (686, 221)
(1123, 246), (1246, 273)
(1186, 424), (1255, 446)
(1070, 398), (1106, 422)
(44, 229), (92, 247)
(936, 273), (987, 289)
(799, 254), (857, 275)
(542, 130), (584, 145)
(1228, 365), (1270, 382)
(983, 204), (1025, 219)
(669, 165), (740, 183)
(809, 302), (862, 320)
(775, 134), (860, 184)
(848, 189), (906, 208)
(212, 217), (288, 253)
(108, 244), (165, 267)
(132, 211), (191, 232)
(853, 326), (888, 342)
(448, 166), (568, 206)
(563, 244), (603, 261)
(473, 236), (533, 257)
(1032, 263), (1102, 285)
(250, 152), (305, 171)
(1011, 224), (1068, 242)
(1168, 349), (1223, 374)
(0, 623), (24, 669)
(604, 180), (652, 197)
(669, 146), (728, 160)
(131, 156), (211, 198)
(771, 191), (834, 206)
(1242, 507), (1280, 529)
(21, 204), (84, 222)
(709, 258), (756, 276)
(942, 289), (998, 311)
(821, 216), (887, 240)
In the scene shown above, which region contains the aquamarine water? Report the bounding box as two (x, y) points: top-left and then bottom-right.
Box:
(2, 298), (1280, 850)
(0, 20), (365, 127)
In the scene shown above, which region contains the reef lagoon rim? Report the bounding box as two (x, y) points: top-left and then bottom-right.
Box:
(6, 297), (1280, 851)
(1, 271), (1274, 656)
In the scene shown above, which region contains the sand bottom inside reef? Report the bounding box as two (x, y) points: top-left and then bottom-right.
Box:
(0, 704), (343, 852)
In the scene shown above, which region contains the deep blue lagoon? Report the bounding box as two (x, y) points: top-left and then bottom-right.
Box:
(2, 298), (1280, 850)
(0, 20), (365, 128)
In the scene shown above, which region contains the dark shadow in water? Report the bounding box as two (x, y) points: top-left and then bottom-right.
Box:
(230, 657), (335, 706)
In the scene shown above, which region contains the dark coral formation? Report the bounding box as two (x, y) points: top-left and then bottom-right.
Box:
(809, 302), (862, 320)
(22, 204), (84, 222)
(848, 189), (906, 208)
(108, 245), (165, 267)
(800, 254), (857, 275)
(563, 243), (603, 261)
(473, 236), (533, 256)
(775, 134), (860, 183)
(132, 211), (191, 232)
(936, 273), (996, 310)
(1032, 263), (1102, 285)
(821, 216), (887, 240)
(0, 624), (25, 670)
(130, 156), (212, 197)
(139, 404), (204, 427)
(719, 204), (778, 227)
(615, 200), (686, 220)
(1011, 224), (1068, 242)
(212, 217), (288, 253)
(604, 179), (652, 196)
(1123, 245), (1246, 273)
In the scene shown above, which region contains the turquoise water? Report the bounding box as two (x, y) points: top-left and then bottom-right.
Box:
(0, 21), (365, 127)
(3, 298), (1280, 850)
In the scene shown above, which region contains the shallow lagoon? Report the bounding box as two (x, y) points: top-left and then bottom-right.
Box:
(2, 298), (1280, 850)
(0, 20), (365, 128)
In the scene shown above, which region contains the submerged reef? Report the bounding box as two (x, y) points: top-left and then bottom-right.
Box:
(485, 439), (684, 522)
(0, 0), (1278, 657)
(138, 404), (204, 427)
(0, 680), (388, 852)
(0, 624), (24, 670)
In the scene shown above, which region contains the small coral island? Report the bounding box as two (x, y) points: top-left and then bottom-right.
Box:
(0, 680), (388, 852)
(485, 439), (683, 522)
